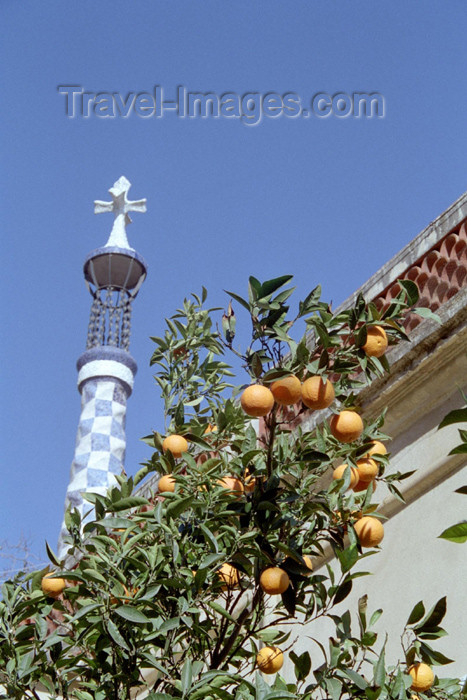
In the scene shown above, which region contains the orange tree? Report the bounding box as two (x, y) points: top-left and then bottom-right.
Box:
(0, 276), (463, 699)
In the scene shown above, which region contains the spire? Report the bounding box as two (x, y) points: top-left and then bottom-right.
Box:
(94, 176), (147, 249)
(58, 177), (148, 560)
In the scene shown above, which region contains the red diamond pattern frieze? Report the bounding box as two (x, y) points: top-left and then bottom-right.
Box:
(374, 220), (467, 332)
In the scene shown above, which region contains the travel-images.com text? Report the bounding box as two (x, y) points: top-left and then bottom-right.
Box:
(58, 86), (385, 125)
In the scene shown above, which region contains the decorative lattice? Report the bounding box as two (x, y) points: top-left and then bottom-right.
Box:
(121, 296), (133, 351)
(86, 289), (135, 351)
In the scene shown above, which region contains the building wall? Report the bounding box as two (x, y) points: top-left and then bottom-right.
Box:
(287, 425), (466, 681)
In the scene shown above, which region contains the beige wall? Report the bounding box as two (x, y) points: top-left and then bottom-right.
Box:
(287, 466), (466, 681)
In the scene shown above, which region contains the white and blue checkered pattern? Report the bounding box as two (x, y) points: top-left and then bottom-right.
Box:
(57, 376), (129, 558)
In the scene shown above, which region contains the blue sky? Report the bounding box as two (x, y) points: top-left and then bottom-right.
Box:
(1, 0), (466, 567)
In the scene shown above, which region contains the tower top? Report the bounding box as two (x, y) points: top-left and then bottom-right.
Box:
(94, 176), (147, 249)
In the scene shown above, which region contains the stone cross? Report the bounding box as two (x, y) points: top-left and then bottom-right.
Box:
(94, 176), (147, 249)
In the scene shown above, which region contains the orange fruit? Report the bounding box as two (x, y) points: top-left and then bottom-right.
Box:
(408, 663), (435, 692)
(41, 573), (66, 598)
(256, 646), (284, 674)
(363, 440), (387, 458)
(270, 375), (302, 406)
(352, 479), (377, 493)
(217, 563), (240, 590)
(362, 326), (388, 357)
(158, 474), (176, 493)
(356, 457), (379, 482)
(259, 567), (290, 594)
(353, 516), (384, 547)
(330, 411), (364, 443)
(301, 376), (335, 410)
(333, 463), (360, 489)
(162, 434), (188, 458)
(204, 423), (217, 434)
(217, 476), (244, 496)
(241, 385), (274, 417)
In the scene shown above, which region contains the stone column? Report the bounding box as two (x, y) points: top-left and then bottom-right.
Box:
(57, 347), (137, 558)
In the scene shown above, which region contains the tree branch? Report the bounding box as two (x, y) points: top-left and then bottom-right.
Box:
(211, 586), (263, 669)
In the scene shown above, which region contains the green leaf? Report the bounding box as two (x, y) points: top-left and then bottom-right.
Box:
(300, 449), (330, 464)
(399, 279), (420, 305)
(407, 600), (425, 626)
(38, 676), (56, 695)
(333, 578), (352, 604)
(415, 596), (447, 630)
(111, 496), (148, 511)
(325, 677), (343, 700)
(373, 646), (385, 687)
(96, 516), (134, 529)
(82, 568), (108, 585)
(17, 651), (34, 680)
(107, 619), (130, 651)
(340, 668), (368, 689)
(249, 276), (262, 301)
(199, 524), (219, 553)
(438, 522), (467, 543)
(181, 658), (193, 697)
(417, 625), (448, 639)
(199, 553), (225, 570)
(365, 689), (382, 700)
(260, 275), (293, 297)
(289, 650), (311, 681)
(45, 541), (60, 567)
(255, 629), (283, 643)
(114, 606), (150, 624)
(413, 307), (442, 323)
(361, 631), (377, 646)
(387, 482), (406, 503)
(448, 443), (467, 455)
(157, 617), (180, 634)
(438, 407), (467, 429)
(69, 603), (102, 622)
(336, 544), (358, 574)
(420, 644), (455, 665)
(224, 290), (250, 312)
(391, 669), (412, 699)
(298, 285), (322, 316)
(243, 424), (259, 452)
(281, 585), (296, 616)
(250, 352), (263, 377)
(166, 495), (194, 518)
(358, 594), (368, 633)
(208, 601), (236, 622)
(253, 672), (271, 700)
(355, 325), (368, 348)
(369, 608), (383, 627)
